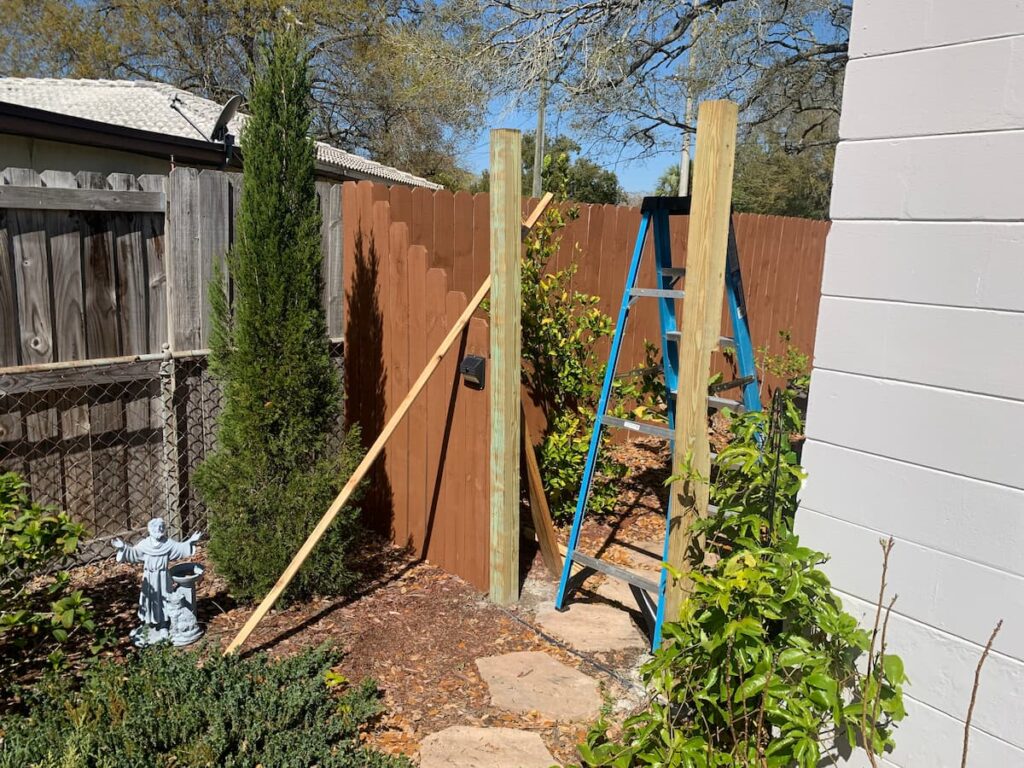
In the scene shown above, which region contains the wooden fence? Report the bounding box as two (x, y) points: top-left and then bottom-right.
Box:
(339, 182), (829, 591)
(343, 185), (830, 393)
(2, 167), (827, 593)
(0, 167), (345, 555)
(342, 183), (491, 590)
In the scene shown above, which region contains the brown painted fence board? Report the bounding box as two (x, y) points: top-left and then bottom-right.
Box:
(442, 289), (469, 581)
(387, 222), (411, 546)
(406, 244), (430, 554)
(471, 193), (489, 298)
(423, 266), (450, 567)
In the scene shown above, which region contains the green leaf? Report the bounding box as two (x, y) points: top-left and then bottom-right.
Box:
(804, 673), (835, 691)
(734, 674), (768, 702)
(777, 648), (810, 667)
(882, 654), (906, 683)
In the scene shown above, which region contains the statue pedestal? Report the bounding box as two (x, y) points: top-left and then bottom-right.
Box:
(130, 624), (169, 646)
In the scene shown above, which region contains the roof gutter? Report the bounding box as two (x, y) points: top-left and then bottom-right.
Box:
(0, 100), (239, 168)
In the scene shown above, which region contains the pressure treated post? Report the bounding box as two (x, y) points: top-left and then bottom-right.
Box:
(663, 101), (738, 625)
(489, 128), (522, 605)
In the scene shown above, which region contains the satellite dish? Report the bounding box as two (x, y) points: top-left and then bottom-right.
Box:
(211, 95), (242, 142)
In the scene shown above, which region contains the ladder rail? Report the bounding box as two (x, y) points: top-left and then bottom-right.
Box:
(725, 228), (761, 413)
(653, 209), (680, 415)
(652, 210), (678, 645)
(554, 212), (653, 610)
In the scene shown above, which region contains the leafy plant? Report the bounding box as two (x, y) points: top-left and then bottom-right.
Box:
(0, 644), (411, 768)
(0, 472), (99, 687)
(195, 28), (366, 603)
(576, 387), (907, 767)
(757, 330), (810, 394)
(520, 201), (629, 521)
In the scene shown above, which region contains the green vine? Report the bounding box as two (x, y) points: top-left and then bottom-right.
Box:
(520, 203), (629, 522)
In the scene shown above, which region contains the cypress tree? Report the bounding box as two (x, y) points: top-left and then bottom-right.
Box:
(196, 28), (364, 602)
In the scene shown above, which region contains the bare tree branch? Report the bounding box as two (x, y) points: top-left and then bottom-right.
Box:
(962, 620), (1003, 768)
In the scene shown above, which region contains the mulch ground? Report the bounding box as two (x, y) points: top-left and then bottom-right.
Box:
(7, 436), (681, 764)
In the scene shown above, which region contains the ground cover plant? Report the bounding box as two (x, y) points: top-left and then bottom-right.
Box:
(195, 28), (366, 603)
(0, 644), (410, 768)
(0, 471), (101, 693)
(576, 385), (908, 767)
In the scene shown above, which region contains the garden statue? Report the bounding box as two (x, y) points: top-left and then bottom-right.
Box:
(112, 518), (203, 646)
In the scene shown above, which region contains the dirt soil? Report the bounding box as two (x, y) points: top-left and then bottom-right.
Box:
(12, 437), (677, 764)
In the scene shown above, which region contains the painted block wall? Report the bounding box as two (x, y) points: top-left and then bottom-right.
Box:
(797, 1), (1024, 765)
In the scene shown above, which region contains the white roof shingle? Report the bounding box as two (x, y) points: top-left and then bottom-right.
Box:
(0, 77), (440, 189)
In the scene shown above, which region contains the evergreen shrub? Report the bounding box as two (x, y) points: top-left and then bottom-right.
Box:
(195, 29), (365, 602)
(0, 645), (410, 768)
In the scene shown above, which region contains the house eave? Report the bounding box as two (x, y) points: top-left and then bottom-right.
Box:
(0, 100), (238, 168)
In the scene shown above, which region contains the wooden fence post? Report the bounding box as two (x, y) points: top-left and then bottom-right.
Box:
(158, 344), (183, 537)
(663, 101), (738, 625)
(489, 128), (522, 605)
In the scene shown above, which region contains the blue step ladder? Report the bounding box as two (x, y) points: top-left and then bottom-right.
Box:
(553, 196), (762, 648)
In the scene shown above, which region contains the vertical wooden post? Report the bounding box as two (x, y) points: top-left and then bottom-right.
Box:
(489, 128), (522, 605)
(663, 100), (738, 625)
(158, 344), (183, 537)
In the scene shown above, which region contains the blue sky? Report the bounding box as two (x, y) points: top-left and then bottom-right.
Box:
(461, 97), (677, 195)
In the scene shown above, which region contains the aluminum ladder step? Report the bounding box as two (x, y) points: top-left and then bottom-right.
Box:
(629, 287), (685, 300)
(570, 552), (659, 594)
(598, 415), (719, 456)
(666, 389), (746, 412)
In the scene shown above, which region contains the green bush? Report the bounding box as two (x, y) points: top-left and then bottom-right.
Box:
(577, 388), (907, 768)
(0, 471), (98, 685)
(195, 28), (365, 603)
(521, 203), (629, 521)
(0, 644), (410, 768)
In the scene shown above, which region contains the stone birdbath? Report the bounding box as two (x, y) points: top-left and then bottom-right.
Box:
(168, 562), (205, 646)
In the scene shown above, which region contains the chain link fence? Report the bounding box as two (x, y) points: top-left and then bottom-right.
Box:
(1, 344), (347, 563)
(0, 350), (218, 562)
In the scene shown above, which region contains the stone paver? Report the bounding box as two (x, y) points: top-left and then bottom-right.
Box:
(595, 573), (646, 608)
(475, 650), (602, 721)
(535, 601), (647, 652)
(419, 726), (556, 768)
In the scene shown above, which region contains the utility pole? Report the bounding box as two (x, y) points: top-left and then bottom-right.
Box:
(679, 96), (693, 195)
(532, 79), (547, 198)
(678, 16), (700, 196)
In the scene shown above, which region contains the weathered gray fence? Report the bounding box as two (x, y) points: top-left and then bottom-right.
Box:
(0, 167), (345, 554)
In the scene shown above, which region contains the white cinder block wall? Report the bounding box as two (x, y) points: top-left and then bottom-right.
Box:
(797, 1), (1024, 766)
